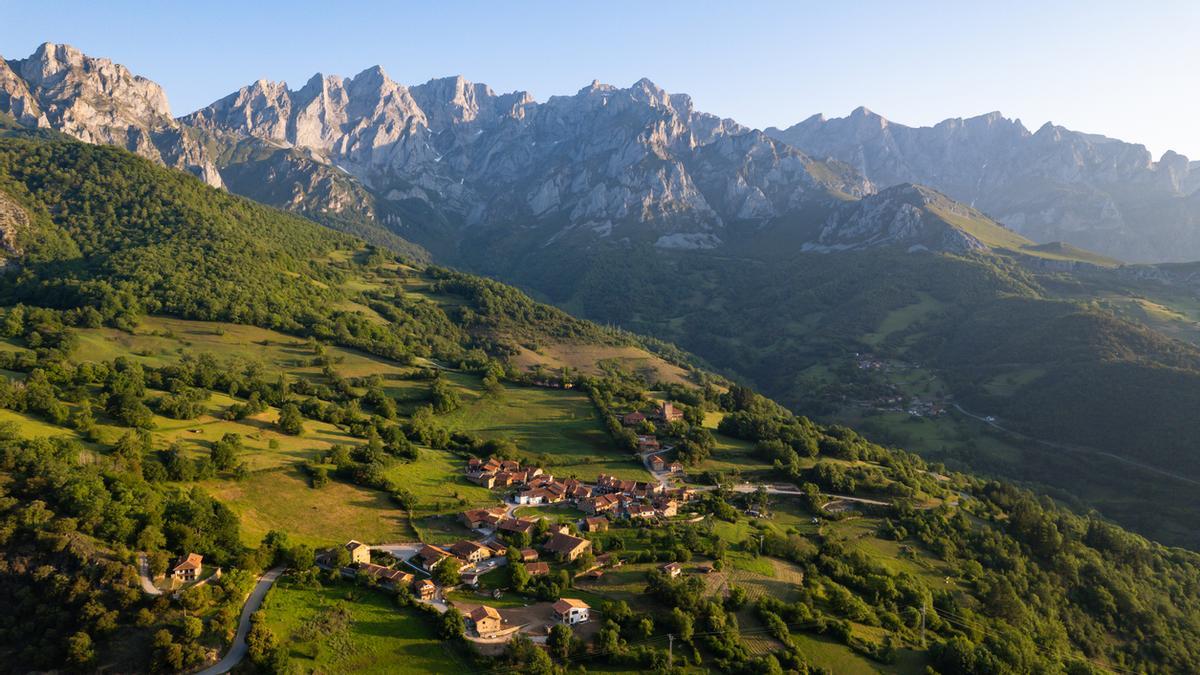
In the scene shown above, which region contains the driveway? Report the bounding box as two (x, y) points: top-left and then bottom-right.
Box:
(193, 566), (284, 675)
(370, 542), (423, 562)
(137, 553), (163, 596)
(638, 448), (673, 487)
(465, 556), (508, 576)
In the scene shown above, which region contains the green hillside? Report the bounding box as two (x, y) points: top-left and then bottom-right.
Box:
(0, 134), (1197, 674)
(476, 238), (1200, 549)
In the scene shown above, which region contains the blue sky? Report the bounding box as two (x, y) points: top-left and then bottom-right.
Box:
(3, 1), (1197, 157)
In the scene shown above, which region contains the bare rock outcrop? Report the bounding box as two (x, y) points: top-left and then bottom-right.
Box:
(0, 43), (222, 187)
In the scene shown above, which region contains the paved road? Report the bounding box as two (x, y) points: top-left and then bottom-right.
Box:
(637, 448), (672, 487)
(733, 484), (890, 506)
(194, 566), (285, 675)
(698, 482), (891, 505)
(137, 553), (163, 596)
(954, 403), (1200, 488)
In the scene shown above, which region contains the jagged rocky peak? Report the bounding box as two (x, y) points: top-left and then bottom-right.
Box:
(848, 105), (885, 126)
(932, 111), (1030, 139)
(766, 106), (1200, 261)
(580, 79), (613, 94)
(0, 42), (222, 187)
(32, 42), (169, 114)
(812, 183), (992, 254)
(409, 75), (534, 129)
(190, 77), (296, 142)
(184, 65), (431, 150)
(0, 58), (44, 127)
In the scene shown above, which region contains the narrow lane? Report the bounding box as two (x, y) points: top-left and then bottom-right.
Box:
(193, 566), (285, 675)
(137, 553), (163, 596)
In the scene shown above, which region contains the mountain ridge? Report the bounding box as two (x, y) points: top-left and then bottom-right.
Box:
(767, 107), (1200, 261)
(1, 42), (1135, 267)
(180, 66), (875, 254)
(0, 42), (223, 187)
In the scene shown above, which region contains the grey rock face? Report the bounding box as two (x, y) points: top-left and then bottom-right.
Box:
(768, 108), (1200, 262)
(0, 43), (1030, 261)
(184, 72), (870, 250)
(0, 43), (222, 187)
(813, 184), (987, 254)
(0, 189), (29, 265)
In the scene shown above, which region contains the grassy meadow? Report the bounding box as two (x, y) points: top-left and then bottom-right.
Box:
(259, 576), (469, 674)
(38, 315), (653, 547)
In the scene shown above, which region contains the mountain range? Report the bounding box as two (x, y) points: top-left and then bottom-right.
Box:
(768, 107), (1200, 262)
(8, 42), (1200, 549)
(0, 41), (1031, 263)
(5, 42), (1200, 264)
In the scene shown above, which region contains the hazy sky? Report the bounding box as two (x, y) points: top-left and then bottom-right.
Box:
(3, 1), (1197, 157)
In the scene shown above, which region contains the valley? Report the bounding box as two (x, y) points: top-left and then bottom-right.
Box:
(0, 35), (1197, 675)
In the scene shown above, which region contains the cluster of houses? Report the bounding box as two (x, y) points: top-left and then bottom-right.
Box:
(464, 457), (693, 521)
(342, 540), (440, 600)
(905, 397), (947, 418)
(621, 401), (684, 427)
(855, 354), (888, 371)
(338, 534), (594, 642)
(413, 539), (508, 575)
(649, 454), (683, 474)
(462, 597), (591, 640)
(466, 457), (545, 491)
(622, 403), (691, 460)
(580, 474), (691, 520)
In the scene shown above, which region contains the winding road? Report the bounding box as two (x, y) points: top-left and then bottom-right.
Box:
(193, 566), (285, 675)
(954, 404), (1200, 487)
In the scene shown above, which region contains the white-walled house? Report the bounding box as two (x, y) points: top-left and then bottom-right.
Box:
(553, 598), (590, 624)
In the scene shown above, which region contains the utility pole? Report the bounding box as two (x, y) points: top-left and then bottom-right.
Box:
(920, 605), (926, 648)
(668, 633), (674, 668)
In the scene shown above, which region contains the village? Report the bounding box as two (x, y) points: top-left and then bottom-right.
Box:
(847, 353), (950, 418)
(275, 401), (707, 653)
(134, 394), (901, 667)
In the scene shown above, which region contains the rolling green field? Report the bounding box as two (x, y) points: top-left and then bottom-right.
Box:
(202, 466), (414, 547)
(510, 342), (692, 385)
(55, 315), (650, 545)
(0, 407), (83, 440)
(440, 374), (650, 480)
(694, 410), (788, 479)
(382, 447), (498, 516)
(259, 576), (469, 674)
(861, 292), (944, 347)
(141, 394), (357, 471)
(74, 316), (420, 385)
